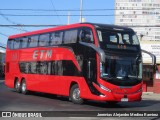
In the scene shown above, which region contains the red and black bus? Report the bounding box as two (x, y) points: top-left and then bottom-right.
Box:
(5, 23), (143, 104)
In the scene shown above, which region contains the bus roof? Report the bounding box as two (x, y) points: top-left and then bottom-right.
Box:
(90, 23), (133, 31)
(8, 23), (134, 39)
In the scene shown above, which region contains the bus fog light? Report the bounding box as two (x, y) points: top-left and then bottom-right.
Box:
(99, 84), (111, 92)
(100, 94), (106, 97)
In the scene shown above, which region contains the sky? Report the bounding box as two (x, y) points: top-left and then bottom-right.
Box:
(0, 0), (114, 46)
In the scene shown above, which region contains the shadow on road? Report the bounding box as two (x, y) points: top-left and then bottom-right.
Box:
(84, 99), (160, 109)
(0, 77), (4, 80)
(14, 89), (160, 109)
(1, 81), (160, 110)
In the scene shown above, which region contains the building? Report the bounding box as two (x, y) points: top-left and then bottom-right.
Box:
(0, 44), (6, 77)
(0, 50), (5, 77)
(115, 0), (160, 41)
(115, 0), (160, 93)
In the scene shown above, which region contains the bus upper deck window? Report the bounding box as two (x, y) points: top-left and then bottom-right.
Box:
(80, 28), (94, 43)
(28, 35), (38, 48)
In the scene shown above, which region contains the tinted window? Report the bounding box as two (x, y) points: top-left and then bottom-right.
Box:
(51, 61), (63, 75)
(21, 37), (28, 48)
(97, 29), (140, 51)
(14, 39), (20, 49)
(97, 29), (140, 45)
(50, 31), (63, 45)
(28, 35), (38, 48)
(80, 28), (94, 43)
(38, 62), (48, 74)
(39, 33), (50, 46)
(7, 40), (14, 49)
(64, 29), (78, 44)
(19, 62), (30, 73)
(57, 61), (63, 75)
(19, 60), (80, 76)
(30, 62), (37, 74)
(47, 62), (52, 74)
(63, 60), (78, 76)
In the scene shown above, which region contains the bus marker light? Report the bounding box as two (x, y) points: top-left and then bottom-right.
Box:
(99, 84), (111, 92)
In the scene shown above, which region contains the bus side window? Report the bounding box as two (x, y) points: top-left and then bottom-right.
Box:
(123, 34), (130, 44)
(51, 61), (63, 75)
(47, 62), (52, 75)
(50, 31), (63, 45)
(19, 62), (30, 74)
(19, 62), (26, 73)
(28, 35), (38, 48)
(7, 40), (14, 49)
(79, 28), (94, 43)
(39, 33), (50, 46)
(63, 29), (78, 44)
(21, 37), (28, 48)
(39, 62), (48, 74)
(109, 35), (118, 44)
(14, 38), (20, 49)
(30, 62), (37, 74)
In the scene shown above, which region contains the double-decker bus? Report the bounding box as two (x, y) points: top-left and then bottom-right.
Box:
(5, 23), (143, 104)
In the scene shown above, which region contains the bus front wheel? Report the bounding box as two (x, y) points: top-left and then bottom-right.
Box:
(21, 80), (28, 95)
(70, 84), (83, 104)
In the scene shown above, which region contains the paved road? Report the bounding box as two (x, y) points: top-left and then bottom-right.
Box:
(0, 80), (160, 120)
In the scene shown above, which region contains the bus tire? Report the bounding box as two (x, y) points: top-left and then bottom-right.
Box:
(21, 80), (28, 95)
(14, 79), (21, 93)
(70, 84), (83, 104)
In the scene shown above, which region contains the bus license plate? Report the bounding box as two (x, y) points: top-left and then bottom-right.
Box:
(121, 98), (128, 102)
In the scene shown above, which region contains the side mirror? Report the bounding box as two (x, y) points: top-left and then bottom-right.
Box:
(142, 49), (156, 72)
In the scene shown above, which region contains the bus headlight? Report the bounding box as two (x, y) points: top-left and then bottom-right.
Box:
(137, 88), (142, 93)
(99, 84), (111, 92)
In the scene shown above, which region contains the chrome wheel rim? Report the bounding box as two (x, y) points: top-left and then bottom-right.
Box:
(22, 82), (26, 92)
(15, 81), (19, 90)
(73, 88), (80, 100)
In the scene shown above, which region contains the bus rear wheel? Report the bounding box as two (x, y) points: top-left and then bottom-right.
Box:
(21, 80), (28, 95)
(14, 80), (21, 93)
(70, 84), (83, 104)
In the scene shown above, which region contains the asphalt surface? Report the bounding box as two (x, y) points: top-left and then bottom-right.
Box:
(0, 79), (160, 120)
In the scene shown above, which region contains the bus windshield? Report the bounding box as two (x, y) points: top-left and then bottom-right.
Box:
(100, 55), (142, 86)
(97, 29), (140, 51)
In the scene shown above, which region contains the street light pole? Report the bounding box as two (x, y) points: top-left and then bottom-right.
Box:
(80, 0), (83, 23)
(68, 12), (70, 25)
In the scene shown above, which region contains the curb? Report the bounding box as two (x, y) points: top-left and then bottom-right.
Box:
(142, 92), (154, 95)
(142, 93), (160, 100)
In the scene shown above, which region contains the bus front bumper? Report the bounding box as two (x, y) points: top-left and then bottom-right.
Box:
(80, 81), (142, 102)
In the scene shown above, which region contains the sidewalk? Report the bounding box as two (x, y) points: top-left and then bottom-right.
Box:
(142, 92), (160, 100)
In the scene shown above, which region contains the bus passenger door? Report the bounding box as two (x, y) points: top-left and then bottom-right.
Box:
(78, 27), (98, 95)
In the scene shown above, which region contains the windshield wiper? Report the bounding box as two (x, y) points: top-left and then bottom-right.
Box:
(128, 75), (138, 78)
(116, 75), (134, 79)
